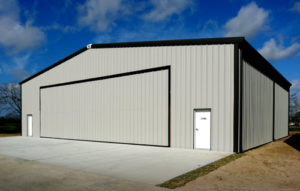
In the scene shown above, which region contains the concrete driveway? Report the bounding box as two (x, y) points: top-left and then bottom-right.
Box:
(0, 137), (230, 185)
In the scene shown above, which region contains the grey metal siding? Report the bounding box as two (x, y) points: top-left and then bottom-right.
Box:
(40, 70), (169, 146)
(274, 83), (289, 140)
(242, 60), (273, 151)
(22, 45), (234, 152)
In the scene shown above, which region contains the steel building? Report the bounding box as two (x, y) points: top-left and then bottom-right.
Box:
(20, 37), (291, 153)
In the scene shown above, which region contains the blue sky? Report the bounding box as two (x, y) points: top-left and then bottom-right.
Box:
(0, 0), (300, 91)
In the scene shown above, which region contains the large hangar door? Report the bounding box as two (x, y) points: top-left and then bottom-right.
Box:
(40, 68), (169, 146)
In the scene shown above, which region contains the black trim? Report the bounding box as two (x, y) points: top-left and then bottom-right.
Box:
(20, 85), (22, 135)
(168, 67), (171, 147)
(239, 41), (291, 91)
(239, 47), (244, 153)
(39, 66), (171, 147)
(233, 44), (240, 153)
(40, 66), (170, 89)
(272, 82), (275, 141)
(40, 136), (169, 148)
(91, 37), (245, 49)
(20, 47), (88, 84)
(39, 88), (41, 137)
(288, 90), (290, 136)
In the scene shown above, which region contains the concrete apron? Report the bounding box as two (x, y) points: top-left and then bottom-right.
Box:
(0, 137), (230, 185)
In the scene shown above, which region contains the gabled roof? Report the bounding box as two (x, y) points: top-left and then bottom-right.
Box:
(19, 37), (291, 90)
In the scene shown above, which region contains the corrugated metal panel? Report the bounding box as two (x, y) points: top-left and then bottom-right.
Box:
(242, 60), (273, 151)
(274, 83), (289, 139)
(40, 70), (168, 146)
(22, 44), (234, 152)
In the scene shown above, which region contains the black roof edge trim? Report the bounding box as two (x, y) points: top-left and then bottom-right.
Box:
(239, 40), (291, 91)
(20, 47), (88, 84)
(91, 37), (245, 49)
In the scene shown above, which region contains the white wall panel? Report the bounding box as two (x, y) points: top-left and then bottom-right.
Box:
(22, 44), (234, 152)
(274, 83), (289, 139)
(242, 61), (273, 151)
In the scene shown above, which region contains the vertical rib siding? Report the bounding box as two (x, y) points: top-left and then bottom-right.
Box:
(22, 45), (234, 152)
(242, 60), (273, 151)
(41, 70), (169, 146)
(274, 83), (289, 139)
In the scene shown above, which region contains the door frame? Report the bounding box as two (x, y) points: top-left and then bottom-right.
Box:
(193, 108), (212, 150)
(27, 114), (33, 137)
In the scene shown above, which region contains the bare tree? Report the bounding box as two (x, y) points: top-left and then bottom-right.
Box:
(0, 83), (21, 118)
(290, 92), (300, 114)
(290, 91), (300, 126)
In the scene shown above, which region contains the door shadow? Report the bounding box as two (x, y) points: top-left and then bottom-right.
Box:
(284, 133), (300, 151)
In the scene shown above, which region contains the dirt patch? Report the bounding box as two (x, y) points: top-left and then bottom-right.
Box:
(177, 133), (300, 191)
(0, 133), (21, 137)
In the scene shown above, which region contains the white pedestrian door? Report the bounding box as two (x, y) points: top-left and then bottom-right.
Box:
(194, 110), (211, 149)
(27, 115), (32, 136)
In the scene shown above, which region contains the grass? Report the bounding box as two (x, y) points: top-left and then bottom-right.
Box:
(158, 153), (245, 189)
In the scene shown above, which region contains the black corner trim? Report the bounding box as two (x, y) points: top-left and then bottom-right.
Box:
(233, 43), (240, 153)
(168, 67), (171, 147)
(239, 47), (244, 153)
(272, 82), (275, 141)
(20, 85), (22, 136)
(20, 47), (88, 84)
(288, 90), (290, 136)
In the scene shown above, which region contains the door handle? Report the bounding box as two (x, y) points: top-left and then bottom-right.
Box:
(196, 128), (199, 131)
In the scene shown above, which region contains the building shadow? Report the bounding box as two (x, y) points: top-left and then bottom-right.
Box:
(284, 133), (300, 151)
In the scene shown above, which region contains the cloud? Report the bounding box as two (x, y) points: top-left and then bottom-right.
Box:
(291, 80), (300, 91)
(143, 0), (193, 22)
(77, 0), (124, 32)
(0, 0), (46, 54)
(224, 2), (269, 38)
(1, 53), (31, 80)
(291, 1), (300, 13)
(258, 38), (300, 61)
(41, 23), (78, 33)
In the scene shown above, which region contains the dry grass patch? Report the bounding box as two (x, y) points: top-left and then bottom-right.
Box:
(158, 153), (245, 189)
